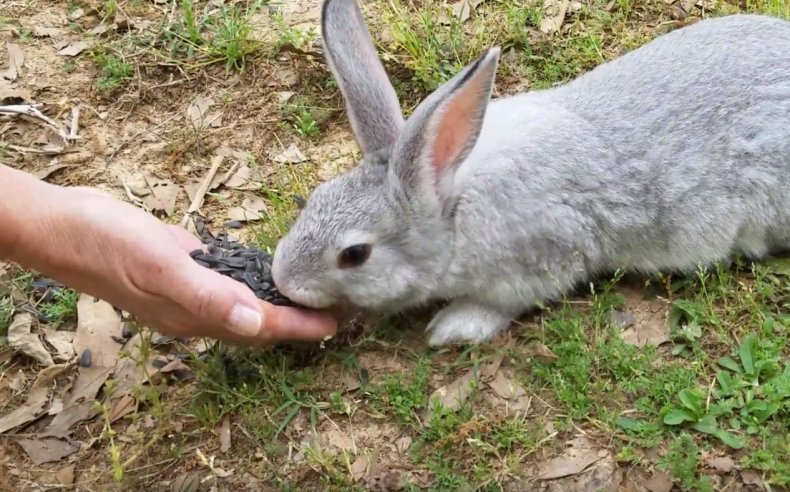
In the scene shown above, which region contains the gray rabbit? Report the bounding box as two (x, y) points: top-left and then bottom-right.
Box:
(271, 0), (790, 345)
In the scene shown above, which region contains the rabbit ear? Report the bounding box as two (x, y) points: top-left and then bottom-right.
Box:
(390, 48), (500, 206)
(322, 0), (404, 153)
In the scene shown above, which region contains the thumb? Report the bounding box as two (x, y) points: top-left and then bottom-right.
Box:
(171, 256), (267, 339)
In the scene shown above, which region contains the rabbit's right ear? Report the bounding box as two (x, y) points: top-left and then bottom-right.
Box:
(322, 0), (404, 153)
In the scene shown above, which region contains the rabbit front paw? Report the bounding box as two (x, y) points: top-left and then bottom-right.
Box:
(426, 300), (513, 346)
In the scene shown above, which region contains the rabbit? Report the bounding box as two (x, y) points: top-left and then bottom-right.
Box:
(271, 0), (790, 346)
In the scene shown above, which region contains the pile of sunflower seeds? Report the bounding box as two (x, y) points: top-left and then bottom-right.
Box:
(189, 231), (301, 308)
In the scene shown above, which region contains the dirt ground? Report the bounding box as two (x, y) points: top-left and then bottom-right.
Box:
(2, 0), (790, 491)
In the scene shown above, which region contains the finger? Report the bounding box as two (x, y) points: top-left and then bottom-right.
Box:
(165, 254), (266, 338)
(259, 303), (339, 342)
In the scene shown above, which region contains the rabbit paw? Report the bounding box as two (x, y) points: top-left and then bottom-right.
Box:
(426, 300), (512, 346)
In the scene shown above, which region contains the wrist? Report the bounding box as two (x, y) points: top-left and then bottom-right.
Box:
(0, 164), (69, 267)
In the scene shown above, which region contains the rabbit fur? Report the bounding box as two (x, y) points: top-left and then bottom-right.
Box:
(271, 0), (790, 346)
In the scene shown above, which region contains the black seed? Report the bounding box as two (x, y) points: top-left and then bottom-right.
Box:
(218, 257), (246, 268)
(79, 349), (92, 367)
(359, 368), (370, 385)
(189, 249), (203, 259)
(152, 358), (168, 369)
(224, 220), (243, 229)
(259, 281), (271, 290)
(230, 272), (244, 281)
(242, 272), (258, 290)
(122, 323), (134, 339)
(195, 254), (218, 266)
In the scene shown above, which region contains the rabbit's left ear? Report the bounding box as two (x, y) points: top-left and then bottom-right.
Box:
(389, 48), (500, 206)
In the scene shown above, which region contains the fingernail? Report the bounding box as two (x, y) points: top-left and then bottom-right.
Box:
(228, 304), (262, 337)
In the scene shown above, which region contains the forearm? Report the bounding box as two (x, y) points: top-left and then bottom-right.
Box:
(0, 164), (66, 267)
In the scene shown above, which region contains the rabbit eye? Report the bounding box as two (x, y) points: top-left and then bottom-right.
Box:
(338, 244), (372, 268)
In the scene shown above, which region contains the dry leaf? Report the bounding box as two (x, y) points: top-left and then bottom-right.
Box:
(58, 41), (89, 57)
(272, 143), (307, 164)
(2, 42), (24, 81)
(172, 473), (201, 492)
(158, 358), (194, 381)
(63, 366), (112, 407)
(481, 352), (506, 380)
(350, 455), (369, 482)
(276, 91), (295, 104)
(644, 470), (673, 492)
(525, 341), (559, 363)
(0, 78), (28, 103)
(42, 400), (99, 437)
(619, 290), (671, 347)
(33, 164), (69, 180)
(73, 294), (123, 368)
(0, 363), (70, 433)
(325, 429), (355, 452)
(186, 95), (216, 129)
(539, 0), (571, 34)
(42, 328), (75, 362)
(452, 0), (485, 22)
(224, 164), (266, 190)
(269, 68), (299, 87)
(538, 436), (605, 480)
(8, 313), (55, 366)
(227, 196), (268, 222)
(488, 371), (527, 400)
(142, 174), (180, 216)
(741, 469), (765, 486)
(395, 436), (412, 454)
(706, 456), (736, 474)
(108, 394), (136, 423)
(33, 26), (62, 38)
(16, 437), (80, 465)
(111, 333), (158, 397)
(219, 416), (231, 453)
(54, 464), (76, 485)
(426, 370), (477, 421)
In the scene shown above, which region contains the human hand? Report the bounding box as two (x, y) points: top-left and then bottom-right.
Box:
(7, 181), (338, 345)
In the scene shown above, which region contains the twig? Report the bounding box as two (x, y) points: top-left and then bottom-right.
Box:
(68, 104), (80, 140)
(3, 143), (74, 155)
(0, 104), (69, 142)
(179, 154), (224, 229)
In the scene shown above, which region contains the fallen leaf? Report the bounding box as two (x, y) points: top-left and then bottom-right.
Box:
(480, 352), (506, 380)
(73, 294), (123, 368)
(186, 95), (215, 129)
(644, 470), (673, 492)
(539, 0), (571, 34)
(2, 42), (24, 81)
(63, 366), (112, 407)
(0, 78), (28, 103)
(57, 41), (89, 57)
(223, 164), (266, 190)
(451, 0), (485, 22)
(171, 473), (201, 492)
(227, 196), (268, 222)
(158, 358), (194, 381)
(143, 174), (180, 217)
(32, 164), (69, 180)
(425, 370), (477, 421)
(33, 26), (61, 37)
(706, 455), (736, 474)
(43, 328), (75, 362)
(538, 436), (604, 480)
(8, 313), (54, 366)
(0, 364), (70, 433)
(619, 290), (670, 347)
(525, 341), (559, 363)
(68, 7), (85, 20)
(488, 371), (527, 400)
(741, 469), (764, 486)
(395, 436), (412, 454)
(219, 416), (231, 453)
(109, 394), (136, 423)
(350, 454), (369, 482)
(276, 91), (295, 104)
(42, 400), (99, 437)
(111, 333), (158, 396)
(16, 437), (79, 465)
(670, 2), (688, 20)
(272, 143), (307, 164)
(268, 68), (299, 87)
(53, 464), (75, 485)
(7, 371), (27, 395)
(325, 429), (355, 452)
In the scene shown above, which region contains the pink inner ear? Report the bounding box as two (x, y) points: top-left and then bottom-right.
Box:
(430, 79), (485, 179)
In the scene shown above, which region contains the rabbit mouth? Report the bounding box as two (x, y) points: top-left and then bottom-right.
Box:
(281, 286), (339, 310)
